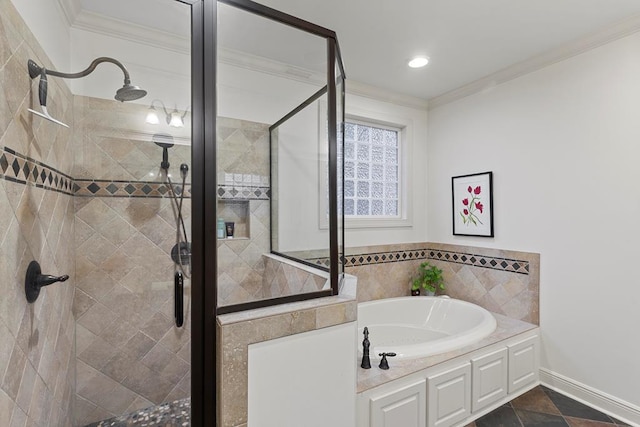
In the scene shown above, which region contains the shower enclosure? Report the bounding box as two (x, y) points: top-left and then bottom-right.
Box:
(69, 0), (201, 425)
(215, 0), (346, 314)
(0, 0), (343, 424)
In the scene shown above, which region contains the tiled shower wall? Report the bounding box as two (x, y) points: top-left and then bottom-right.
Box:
(72, 96), (192, 426)
(0, 1), (76, 426)
(346, 242), (540, 324)
(216, 117), (273, 307)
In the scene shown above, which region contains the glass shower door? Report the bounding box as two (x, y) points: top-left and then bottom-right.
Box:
(72, 1), (195, 425)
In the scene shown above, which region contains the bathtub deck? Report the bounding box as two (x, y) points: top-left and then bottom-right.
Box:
(357, 312), (538, 393)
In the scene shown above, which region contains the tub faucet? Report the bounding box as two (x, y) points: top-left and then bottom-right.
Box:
(361, 327), (371, 369)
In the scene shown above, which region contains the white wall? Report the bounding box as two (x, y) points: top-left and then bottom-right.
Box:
(427, 32), (640, 412)
(10, 0), (70, 70)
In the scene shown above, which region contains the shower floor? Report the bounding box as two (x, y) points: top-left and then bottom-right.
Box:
(84, 398), (190, 427)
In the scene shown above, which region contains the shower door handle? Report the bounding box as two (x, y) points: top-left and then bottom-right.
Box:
(175, 271), (184, 328)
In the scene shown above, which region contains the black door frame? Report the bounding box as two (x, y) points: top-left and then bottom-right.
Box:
(187, 0), (217, 425)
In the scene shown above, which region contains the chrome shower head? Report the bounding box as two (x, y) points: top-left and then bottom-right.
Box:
(115, 84), (147, 102)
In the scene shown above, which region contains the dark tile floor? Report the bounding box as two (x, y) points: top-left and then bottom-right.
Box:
(467, 385), (630, 427)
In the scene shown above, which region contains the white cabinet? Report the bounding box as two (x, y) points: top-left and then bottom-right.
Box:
(358, 330), (540, 427)
(370, 380), (426, 427)
(471, 348), (508, 413)
(508, 335), (539, 394)
(427, 363), (471, 427)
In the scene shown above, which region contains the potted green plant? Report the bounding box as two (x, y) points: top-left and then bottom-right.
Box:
(411, 262), (444, 296)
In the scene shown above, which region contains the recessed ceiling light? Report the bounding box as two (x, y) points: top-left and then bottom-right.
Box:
(408, 57), (429, 68)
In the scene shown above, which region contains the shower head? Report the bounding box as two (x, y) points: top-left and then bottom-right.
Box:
(153, 133), (174, 170)
(28, 57), (147, 104)
(115, 84), (147, 102)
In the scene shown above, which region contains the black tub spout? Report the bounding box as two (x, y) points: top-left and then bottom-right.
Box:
(361, 327), (371, 369)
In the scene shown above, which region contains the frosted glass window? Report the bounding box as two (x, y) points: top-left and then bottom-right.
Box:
(340, 121), (400, 217)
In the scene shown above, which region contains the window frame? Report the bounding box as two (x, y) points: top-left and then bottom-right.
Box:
(319, 103), (413, 229)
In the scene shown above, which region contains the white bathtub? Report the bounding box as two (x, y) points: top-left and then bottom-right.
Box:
(358, 296), (497, 359)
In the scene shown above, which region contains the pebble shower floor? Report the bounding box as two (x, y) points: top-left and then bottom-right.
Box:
(84, 398), (190, 427)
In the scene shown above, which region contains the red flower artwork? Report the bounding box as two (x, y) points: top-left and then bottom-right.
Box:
(460, 185), (484, 226)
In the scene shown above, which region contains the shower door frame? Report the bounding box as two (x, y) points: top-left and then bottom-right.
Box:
(184, 0), (218, 425)
(214, 0), (346, 315)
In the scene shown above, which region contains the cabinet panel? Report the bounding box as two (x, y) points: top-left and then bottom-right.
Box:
(508, 335), (539, 394)
(471, 348), (508, 413)
(370, 380), (426, 427)
(427, 363), (471, 427)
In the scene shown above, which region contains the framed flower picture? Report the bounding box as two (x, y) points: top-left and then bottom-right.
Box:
(452, 171), (494, 237)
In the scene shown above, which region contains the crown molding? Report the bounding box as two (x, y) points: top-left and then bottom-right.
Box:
(429, 13), (640, 110)
(70, 10), (329, 87)
(72, 10), (190, 55)
(56, 0), (81, 26)
(66, 6), (430, 111)
(346, 80), (429, 111)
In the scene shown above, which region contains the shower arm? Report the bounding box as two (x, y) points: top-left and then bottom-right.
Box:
(28, 57), (132, 84)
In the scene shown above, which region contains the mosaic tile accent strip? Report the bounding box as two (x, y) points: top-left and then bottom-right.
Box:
(306, 248), (530, 275)
(428, 249), (530, 275)
(0, 145), (272, 201)
(74, 179), (193, 198)
(0, 146), (75, 195)
(217, 184), (270, 200)
(84, 398), (190, 427)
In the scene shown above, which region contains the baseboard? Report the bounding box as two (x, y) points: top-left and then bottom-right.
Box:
(540, 368), (640, 426)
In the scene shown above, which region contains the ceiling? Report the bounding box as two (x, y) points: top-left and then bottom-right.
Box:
(77, 0), (640, 103)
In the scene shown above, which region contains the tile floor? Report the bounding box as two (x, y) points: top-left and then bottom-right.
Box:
(84, 398), (190, 427)
(86, 385), (631, 427)
(467, 385), (630, 427)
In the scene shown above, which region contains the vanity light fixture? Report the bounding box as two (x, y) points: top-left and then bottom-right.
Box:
(408, 56), (429, 68)
(146, 99), (189, 128)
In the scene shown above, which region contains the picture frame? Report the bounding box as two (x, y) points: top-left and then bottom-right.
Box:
(452, 171), (494, 237)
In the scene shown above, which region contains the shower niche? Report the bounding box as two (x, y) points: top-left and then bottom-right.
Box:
(216, 0), (345, 312)
(217, 200), (250, 239)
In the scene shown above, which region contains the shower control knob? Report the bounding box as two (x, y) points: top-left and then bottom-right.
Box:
(24, 261), (69, 303)
(378, 352), (396, 370)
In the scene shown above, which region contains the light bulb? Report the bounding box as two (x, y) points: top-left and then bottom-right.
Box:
(146, 108), (159, 125)
(169, 111), (184, 128)
(408, 57), (429, 68)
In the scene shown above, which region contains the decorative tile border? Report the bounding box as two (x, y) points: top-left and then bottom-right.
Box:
(0, 146), (271, 200)
(74, 179), (193, 198)
(0, 147), (75, 195)
(217, 184), (270, 200)
(428, 249), (530, 274)
(306, 247), (530, 275)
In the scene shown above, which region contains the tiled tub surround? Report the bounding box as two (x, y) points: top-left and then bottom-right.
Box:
(345, 242), (540, 324)
(0, 0), (76, 426)
(217, 289), (357, 427)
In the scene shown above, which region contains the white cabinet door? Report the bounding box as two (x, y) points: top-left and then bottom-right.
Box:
(508, 335), (539, 394)
(370, 380), (426, 427)
(427, 363), (471, 427)
(471, 348), (508, 413)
